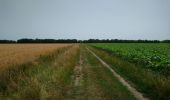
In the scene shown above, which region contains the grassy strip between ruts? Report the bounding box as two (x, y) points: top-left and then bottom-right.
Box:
(80, 45), (136, 100)
(0, 44), (80, 100)
(89, 45), (170, 100)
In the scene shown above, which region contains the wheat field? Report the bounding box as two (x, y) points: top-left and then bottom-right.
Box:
(0, 44), (70, 69)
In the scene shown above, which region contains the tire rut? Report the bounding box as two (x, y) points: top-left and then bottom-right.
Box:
(74, 54), (83, 87)
(86, 47), (149, 100)
(68, 51), (84, 100)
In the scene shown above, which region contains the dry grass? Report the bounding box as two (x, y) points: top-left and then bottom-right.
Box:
(0, 44), (71, 70)
(0, 44), (80, 99)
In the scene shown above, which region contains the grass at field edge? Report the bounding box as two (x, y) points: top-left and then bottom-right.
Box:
(88, 45), (170, 100)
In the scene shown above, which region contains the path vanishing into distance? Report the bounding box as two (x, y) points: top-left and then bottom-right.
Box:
(67, 45), (148, 100)
(86, 47), (148, 100)
(0, 44), (152, 100)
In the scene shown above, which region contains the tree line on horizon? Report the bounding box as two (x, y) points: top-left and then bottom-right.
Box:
(0, 38), (170, 43)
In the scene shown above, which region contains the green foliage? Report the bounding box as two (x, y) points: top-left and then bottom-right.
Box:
(81, 46), (136, 100)
(89, 46), (170, 100)
(92, 43), (170, 76)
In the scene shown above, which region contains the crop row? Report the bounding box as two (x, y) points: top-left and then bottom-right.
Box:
(92, 43), (170, 76)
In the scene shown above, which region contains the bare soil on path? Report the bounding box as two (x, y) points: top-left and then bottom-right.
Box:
(69, 46), (137, 100)
(86, 47), (148, 100)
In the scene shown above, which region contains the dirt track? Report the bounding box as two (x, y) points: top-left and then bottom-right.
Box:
(86, 47), (148, 100)
(74, 54), (83, 87)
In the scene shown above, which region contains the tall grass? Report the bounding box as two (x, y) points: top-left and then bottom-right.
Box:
(0, 45), (80, 99)
(89, 46), (170, 100)
(79, 46), (136, 100)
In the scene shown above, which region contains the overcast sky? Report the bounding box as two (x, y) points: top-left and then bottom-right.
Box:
(0, 0), (170, 40)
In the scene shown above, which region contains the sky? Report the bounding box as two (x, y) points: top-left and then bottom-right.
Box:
(0, 0), (170, 40)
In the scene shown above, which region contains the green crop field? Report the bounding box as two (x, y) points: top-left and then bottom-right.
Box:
(0, 44), (170, 100)
(90, 43), (170, 100)
(92, 43), (170, 76)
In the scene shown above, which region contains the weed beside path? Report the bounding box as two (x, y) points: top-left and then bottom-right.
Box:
(0, 45), (80, 99)
(89, 45), (170, 100)
(73, 45), (136, 100)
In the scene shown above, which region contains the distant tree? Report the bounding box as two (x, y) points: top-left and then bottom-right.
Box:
(81, 39), (161, 43)
(162, 40), (170, 43)
(0, 40), (16, 43)
(17, 38), (78, 43)
(1, 38), (167, 43)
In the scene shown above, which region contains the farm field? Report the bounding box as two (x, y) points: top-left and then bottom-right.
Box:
(0, 43), (170, 100)
(1, 0), (169, 100)
(92, 43), (170, 76)
(90, 43), (170, 100)
(0, 44), (71, 69)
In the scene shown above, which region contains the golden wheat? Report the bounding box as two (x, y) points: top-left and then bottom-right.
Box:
(0, 44), (71, 69)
